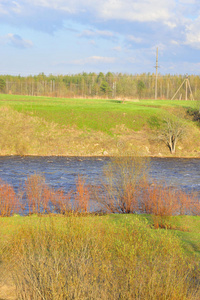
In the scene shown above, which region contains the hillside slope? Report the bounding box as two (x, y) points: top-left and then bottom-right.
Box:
(0, 94), (199, 157)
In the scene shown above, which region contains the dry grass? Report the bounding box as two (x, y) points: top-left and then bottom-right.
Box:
(0, 215), (198, 300)
(0, 106), (119, 156)
(0, 103), (199, 157)
(0, 106), (134, 156)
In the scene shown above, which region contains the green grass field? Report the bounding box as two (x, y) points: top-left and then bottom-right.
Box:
(0, 214), (199, 299)
(0, 94), (196, 133)
(0, 93), (199, 156)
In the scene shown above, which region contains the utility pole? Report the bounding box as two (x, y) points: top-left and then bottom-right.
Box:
(185, 74), (188, 101)
(171, 74), (194, 101)
(155, 47), (159, 100)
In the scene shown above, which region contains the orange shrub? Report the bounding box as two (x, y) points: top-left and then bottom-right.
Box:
(0, 179), (18, 216)
(140, 181), (200, 217)
(51, 189), (72, 214)
(24, 174), (52, 214)
(74, 175), (90, 213)
(141, 184), (178, 216)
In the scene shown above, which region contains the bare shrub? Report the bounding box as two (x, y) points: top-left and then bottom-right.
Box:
(51, 189), (72, 214)
(179, 191), (200, 216)
(24, 174), (52, 214)
(140, 183), (200, 216)
(176, 190), (200, 216)
(158, 117), (186, 154)
(139, 181), (200, 228)
(190, 200), (200, 216)
(95, 155), (149, 213)
(74, 175), (90, 213)
(50, 176), (90, 214)
(0, 179), (18, 216)
(0, 170), (198, 219)
(140, 183), (179, 216)
(24, 174), (91, 215)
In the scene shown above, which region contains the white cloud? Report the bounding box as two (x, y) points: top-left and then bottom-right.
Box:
(11, 1), (21, 13)
(79, 30), (94, 38)
(72, 56), (116, 65)
(99, 0), (175, 23)
(179, 0), (196, 4)
(164, 21), (177, 29)
(1, 0), (177, 24)
(125, 57), (137, 64)
(79, 29), (115, 39)
(0, 4), (8, 14)
(128, 35), (143, 44)
(24, 0), (76, 13)
(0, 34), (33, 48)
(89, 40), (96, 45)
(112, 46), (122, 52)
(170, 40), (180, 45)
(185, 18), (200, 49)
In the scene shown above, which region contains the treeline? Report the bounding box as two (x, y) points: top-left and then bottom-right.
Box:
(0, 72), (200, 99)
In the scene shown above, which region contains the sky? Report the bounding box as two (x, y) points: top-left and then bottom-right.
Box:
(0, 0), (200, 76)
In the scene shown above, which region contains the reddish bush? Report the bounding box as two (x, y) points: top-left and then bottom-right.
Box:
(139, 181), (200, 229)
(0, 172), (199, 219)
(51, 189), (72, 214)
(140, 183), (179, 216)
(186, 192), (200, 216)
(24, 174), (52, 214)
(24, 174), (91, 215)
(176, 191), (191, 215)
(0, 179), (18, 216)
(74, 175), (90, 213)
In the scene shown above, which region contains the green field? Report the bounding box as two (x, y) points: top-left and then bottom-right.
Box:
(0, 94), (195, 133)
(0, 214), (199, 299)
(0, 94), (199, 156)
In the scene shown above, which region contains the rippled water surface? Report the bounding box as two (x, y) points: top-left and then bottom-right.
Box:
(0, 156), (200, 194)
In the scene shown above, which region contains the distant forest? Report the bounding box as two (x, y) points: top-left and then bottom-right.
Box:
(0, 72), (199, 100)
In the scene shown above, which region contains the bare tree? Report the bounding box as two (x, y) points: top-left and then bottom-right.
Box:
(158, 118), (186, 154)
(93, 155), (150, 213)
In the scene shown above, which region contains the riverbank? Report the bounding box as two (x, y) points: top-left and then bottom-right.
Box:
(0, 214), (199, 299)
(0, 94), (200, 157)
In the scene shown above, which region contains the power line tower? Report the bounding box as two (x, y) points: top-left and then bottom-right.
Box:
(171, 74), (194, 101)
(155, 47), (159, 100)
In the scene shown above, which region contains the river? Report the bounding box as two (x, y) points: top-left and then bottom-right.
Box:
(0, 156), (200, 194)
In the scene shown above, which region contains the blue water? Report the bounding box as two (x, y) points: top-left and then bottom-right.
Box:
(0, 156), (200, 194)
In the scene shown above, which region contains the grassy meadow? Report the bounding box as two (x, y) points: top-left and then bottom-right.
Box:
(0, 214), (200, 299)
(0, 94), (200, 156)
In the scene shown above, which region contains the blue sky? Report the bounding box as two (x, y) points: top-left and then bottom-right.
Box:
(0, 0), (200, 76)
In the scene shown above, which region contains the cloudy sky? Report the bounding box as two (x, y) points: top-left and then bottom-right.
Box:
(0, 0), (200, 76)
